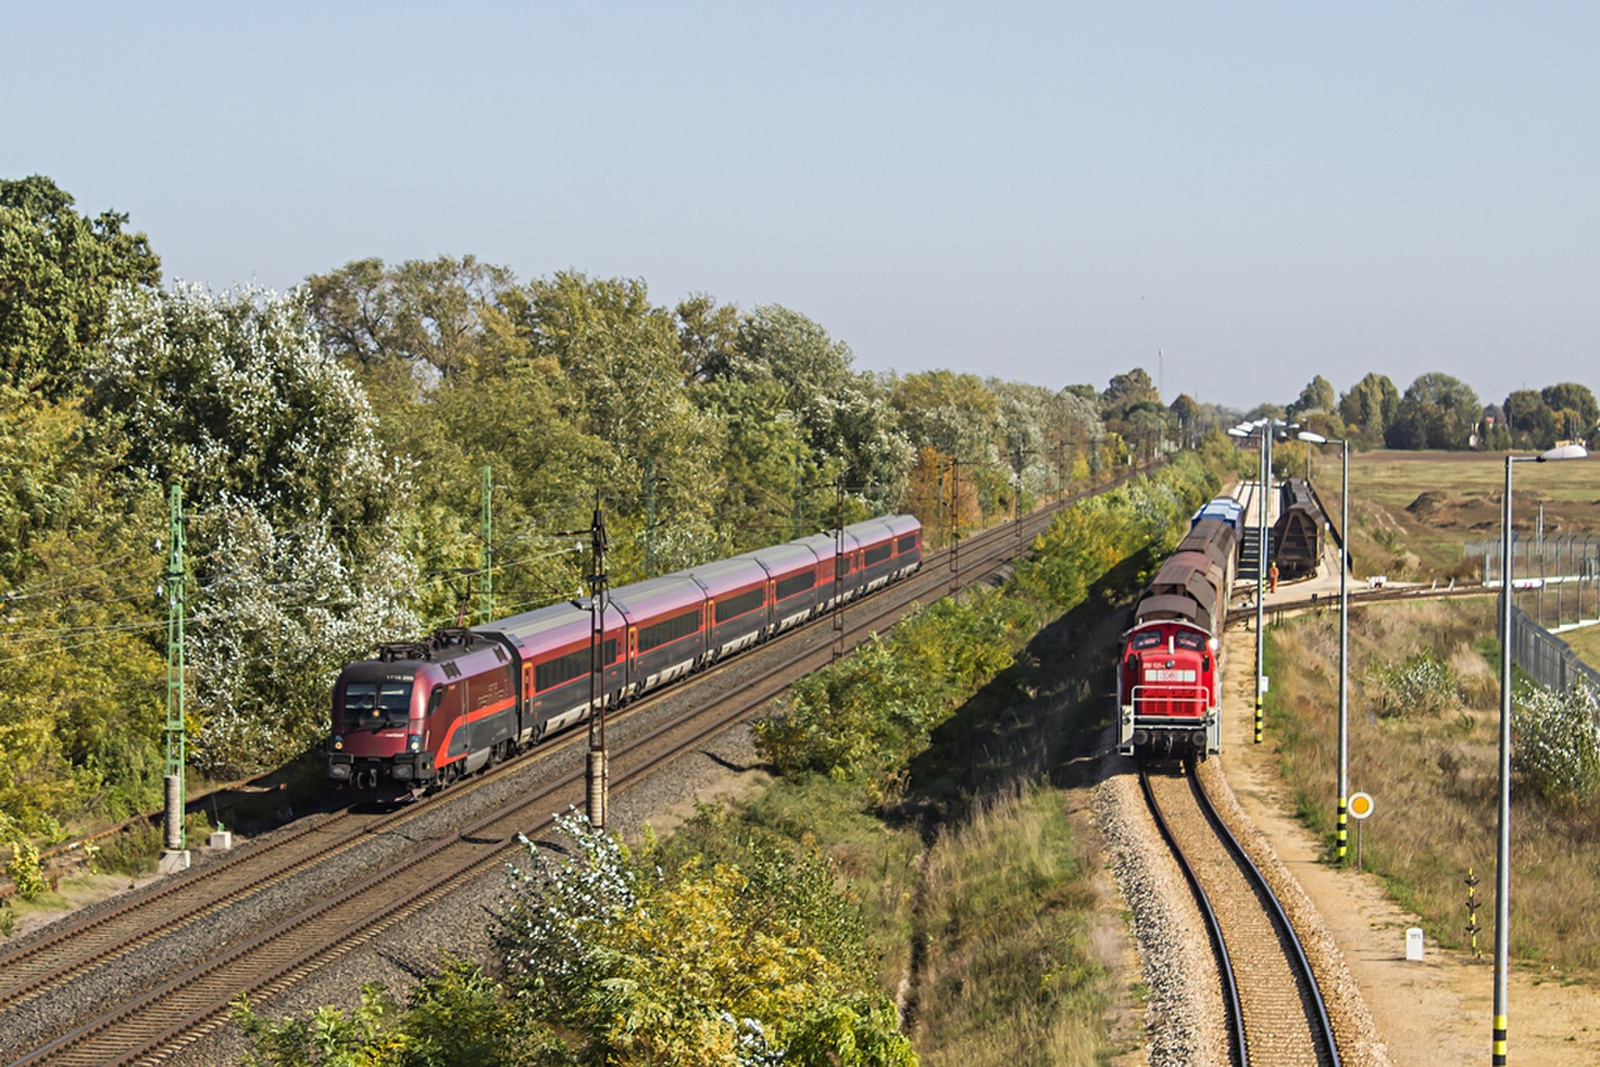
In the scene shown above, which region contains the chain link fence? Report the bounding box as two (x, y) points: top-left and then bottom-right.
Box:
(1465, 533), (1600, 631)
(1512, 604), (1600, 696)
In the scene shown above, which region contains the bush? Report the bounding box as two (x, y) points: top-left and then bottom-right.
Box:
(1513, 682), (1600, 808)
(6, 840), (46, 901)
(495, 810), (914, 1065)
(1366, 649), (1457, 719)
(754, 587), (1033, 794)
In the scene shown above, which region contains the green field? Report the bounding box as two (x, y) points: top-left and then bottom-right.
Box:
(1561, 622), (1600, 669)
(1304, 450), (1600, 581)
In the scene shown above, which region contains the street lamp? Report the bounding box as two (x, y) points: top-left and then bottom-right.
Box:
(1493, 442), (1587, 1065)
(1229, 418), (1292, 744)
(1298, 431), (1351, 865)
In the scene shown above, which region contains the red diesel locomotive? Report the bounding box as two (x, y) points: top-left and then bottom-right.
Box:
(1116, 498), (1242, 760)
(329, 515), (922, 792)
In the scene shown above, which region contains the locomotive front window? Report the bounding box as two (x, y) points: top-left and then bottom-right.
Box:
(344, 681), (412, 727)
(1130, 631), (1162, 651)
(1173, 631), (1206, 651)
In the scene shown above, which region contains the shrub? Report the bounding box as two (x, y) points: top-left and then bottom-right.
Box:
(1513, 682), (1600, 808)
(6, 840), (46, 901)
(1366, 649), (1457, 719)
(495, 810), (914, 1065)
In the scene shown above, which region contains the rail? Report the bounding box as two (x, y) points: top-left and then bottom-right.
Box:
(1140, 761), (1341, 1066)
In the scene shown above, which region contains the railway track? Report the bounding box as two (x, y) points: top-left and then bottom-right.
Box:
(1, 467), (1154, 1066)
(1139, 760), (1341, 1067)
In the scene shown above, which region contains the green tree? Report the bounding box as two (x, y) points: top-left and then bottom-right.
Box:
(235, 957), (531, 1067)
(1289, 375), (1335, 416)
(720, 306), (911, 514)
(497, 811), (915, 1066)
(1386, 372), (1480, 450)
(1338, 373), (1400, 444)
(887, 370), (999, 462)
(305, 255), (515, 400)
(518, 271), (724, 577)
(1169, 393), (1201, 437)
(0, 176), (161, 397)
(1098, 368), (1160, 423)
(1503, 389), (1556, 450)
(1538, 382), (1598, 443)
(0, 389), (167, 833)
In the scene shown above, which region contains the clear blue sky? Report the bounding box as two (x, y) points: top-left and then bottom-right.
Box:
(4, 2), (1596, 410)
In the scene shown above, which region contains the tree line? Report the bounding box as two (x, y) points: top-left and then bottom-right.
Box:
(1261, 371), (1599, 454)
(1, 175), (1150, 847)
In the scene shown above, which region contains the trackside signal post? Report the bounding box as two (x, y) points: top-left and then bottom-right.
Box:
(162, 484), (189, 872)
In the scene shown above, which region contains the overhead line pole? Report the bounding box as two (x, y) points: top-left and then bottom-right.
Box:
(834, 477), (846, 661)
(586, 496), (609, 830)
(480, 465), (493, 624)
(162, 484), (189, 872)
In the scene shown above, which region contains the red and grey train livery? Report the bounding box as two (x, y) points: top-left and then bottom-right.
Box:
(328, 515), (922, 791)
(1116, 497), (1242, 760)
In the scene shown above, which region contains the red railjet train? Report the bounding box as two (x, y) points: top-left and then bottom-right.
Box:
(328, 515), (922, 793)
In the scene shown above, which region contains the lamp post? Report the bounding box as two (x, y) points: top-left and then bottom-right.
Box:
(1298, 431), (1351, 864)
(1230, 418), (1286, 744)
(1493, 442), (1587, 1066)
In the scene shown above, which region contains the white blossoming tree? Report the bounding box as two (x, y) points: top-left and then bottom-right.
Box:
(92, 284), (418, 774)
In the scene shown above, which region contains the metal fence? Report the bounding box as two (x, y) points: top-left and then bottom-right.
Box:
(1512, 605), (1600, 696)
(1466, 533), (1600, 631)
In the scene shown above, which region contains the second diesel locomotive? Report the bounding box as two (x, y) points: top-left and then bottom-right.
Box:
(329, 515), (922, 792)
(1116, 496), (1242, 760)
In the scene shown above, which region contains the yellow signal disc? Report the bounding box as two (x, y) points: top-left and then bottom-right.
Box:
(1349, 792), (1374, 820)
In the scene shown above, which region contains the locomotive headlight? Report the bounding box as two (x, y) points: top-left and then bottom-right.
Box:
(407, 733), (422, 753)
(333, 734), (344, 751)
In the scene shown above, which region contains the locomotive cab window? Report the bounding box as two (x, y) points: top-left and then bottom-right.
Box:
(1173, 631), (1206, 651)
(345, 681), (411, 727)
(1129, 631), (1162, 651)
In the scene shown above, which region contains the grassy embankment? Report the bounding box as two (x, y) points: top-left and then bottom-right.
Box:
(659, 452), (1234, 1065)
(1262, 594), (1600, 975)
(1558, 623), (1600, 667)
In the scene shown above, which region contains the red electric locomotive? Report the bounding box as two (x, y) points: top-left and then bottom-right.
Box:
(328, 628), (521, 791)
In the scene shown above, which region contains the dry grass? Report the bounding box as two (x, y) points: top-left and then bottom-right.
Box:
(1560, 623), (1600, 668)
(1265, 598), (1600, 974)
(913, 782), (1113, 1067)
(1307, 451), (1600, 580)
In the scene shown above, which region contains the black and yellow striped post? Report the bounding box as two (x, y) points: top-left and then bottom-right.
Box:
(1254, 693), (1263, 744)
(1336, 795), (1347, 863)
(1493, 1013), (1507, 1065)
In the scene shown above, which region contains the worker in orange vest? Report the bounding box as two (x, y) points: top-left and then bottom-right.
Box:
(1268, 561), (1279, 593)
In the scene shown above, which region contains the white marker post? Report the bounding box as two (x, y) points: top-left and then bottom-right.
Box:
(1349, 791), (1374, 870)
